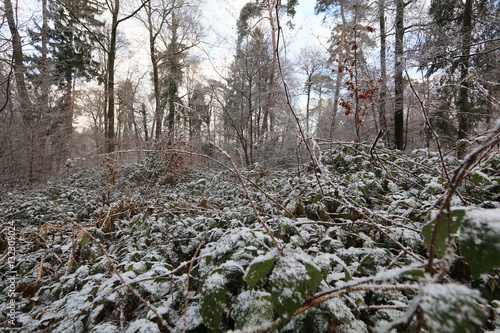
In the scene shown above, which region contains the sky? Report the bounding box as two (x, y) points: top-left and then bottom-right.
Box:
(10, 0), (332, 128)
(124, 0), (332, 82)
(197, 0), (331, 77)
(12, 0), (331, 80)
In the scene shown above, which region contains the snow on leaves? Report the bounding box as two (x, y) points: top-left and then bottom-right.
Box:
(0, 144), (498, 332)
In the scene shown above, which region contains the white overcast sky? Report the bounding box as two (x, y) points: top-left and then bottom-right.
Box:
(14, 0), (330, 74)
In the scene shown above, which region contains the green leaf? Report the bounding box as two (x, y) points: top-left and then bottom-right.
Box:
(459, 209), (500, 278)
(402, 269), (425, 278)
(343, 266), (352, 282)
(470, 172), (490, 186)
(232, 291), (274, 330)
(270, 257), (305, 320)
(200, 272), (227, 332)
(269, 254), (323, 324)
(80, 246), (91, 260)
(304, 262), (322, 295)
(457, 138), (470, 148)
(244, 254), (275, 291)
(423, 209), (465, 258)
(80, 237), (89, 246)
(420, 283), (487, 333)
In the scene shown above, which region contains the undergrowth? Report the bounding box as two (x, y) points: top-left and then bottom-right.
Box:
(0, 141), (499, 333)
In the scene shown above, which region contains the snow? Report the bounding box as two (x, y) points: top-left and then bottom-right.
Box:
(124, 319), (160, 333)
(1, 144), (498, 332)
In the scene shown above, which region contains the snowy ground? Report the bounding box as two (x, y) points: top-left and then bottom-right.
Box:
(1, 144), (499, 332)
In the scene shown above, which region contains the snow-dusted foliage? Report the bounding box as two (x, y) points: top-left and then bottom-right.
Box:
(1, 144), (498, 332)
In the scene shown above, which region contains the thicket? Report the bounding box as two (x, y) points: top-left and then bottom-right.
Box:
(0, 123), (499, 332)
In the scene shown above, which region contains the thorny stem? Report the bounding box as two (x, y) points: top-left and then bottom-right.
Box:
(427, 120), (500, 273)
(274, 5), (325, 197)
(405, 69), (450, 183)
(243, 283), (419, 333)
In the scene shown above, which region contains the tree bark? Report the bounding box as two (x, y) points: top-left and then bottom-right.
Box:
(166, 11), (180, 138)
(378, 0), (388, 142)
(261, 0), (278, 134)
(330, 4), (346, 140)
(4, 0), (32, 115)
(394, 0), (405, 150)
(149, 8), (163, 141)
(105, 0), (119, 153)
(457, 0), (473, 159)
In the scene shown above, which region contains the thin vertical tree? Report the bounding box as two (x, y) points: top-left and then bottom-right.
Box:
(3, 0), (32, 116)
(378, 0), (389, 142)
(104, 0), (150, 152)
(393, 0), (405, 150)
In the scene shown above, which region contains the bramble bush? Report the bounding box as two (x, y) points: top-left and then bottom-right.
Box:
(0, 139), (499, 332)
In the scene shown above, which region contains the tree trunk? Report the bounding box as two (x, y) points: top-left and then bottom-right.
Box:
(378, 0), (388, 143)
(41, 0), (49, 129)
(105, 0), (119, 153)
(4, 0), (32, 115)
(394, 0), (405, 150)
(305, 77), (312, 135)
(64, 71), (74, 159)
(261, 0), (278, 134)
(142, 103), (149, 142)
(457, 0), (473, 159)
(37, 0), (49, 174)
(166, 12), (180, 138)
(330, 4), (346, 140)
(145, 2), (164, 141)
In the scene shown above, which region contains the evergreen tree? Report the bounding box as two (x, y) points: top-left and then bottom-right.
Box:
(423, 0), (499, 157)
(28, 0), (104, 166)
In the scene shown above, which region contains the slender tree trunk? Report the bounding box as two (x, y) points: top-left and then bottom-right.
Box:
(457, 0), (473, 159)
(106, 0), (119, 153)
(378, 0), (388, 142)
(142, 103), (149, 142)
(330, 5), (346, 140)
(261, 0), (278, 134)
(64, 71), (74, 158)
(145, 3), (164, 141)
(37, 0), (49, 174)
(305, 78), (312, 135)
(4, 0), (31, 115)
(394, 0), (405, 150)
(41, 0), (49, 129)
(248, 77), (254, 165)
(166, 13), (179, 138)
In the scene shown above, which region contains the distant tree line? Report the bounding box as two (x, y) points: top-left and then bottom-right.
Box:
(0, 0), (498, 181)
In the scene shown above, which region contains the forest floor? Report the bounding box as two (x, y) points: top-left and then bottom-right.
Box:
(1, 142), (499, 332)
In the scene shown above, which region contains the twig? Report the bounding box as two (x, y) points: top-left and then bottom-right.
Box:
(210, 143), (285, 257)
(370, 129), (389, 174)
(39, 209), (173, 332)
(405, 69), (450, 183)
(427, 119), (500, 273)
(242, 283), (419, 333)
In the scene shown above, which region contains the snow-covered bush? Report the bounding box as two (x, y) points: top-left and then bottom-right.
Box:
(0, 144), (498, 332)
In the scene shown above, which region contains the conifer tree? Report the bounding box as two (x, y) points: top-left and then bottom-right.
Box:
(423, 0), (498, 157)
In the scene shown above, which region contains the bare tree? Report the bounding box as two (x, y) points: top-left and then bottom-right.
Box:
(104, 0), (150, 153)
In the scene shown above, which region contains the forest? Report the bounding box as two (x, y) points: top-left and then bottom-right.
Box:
(0, 0), (499, 332)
